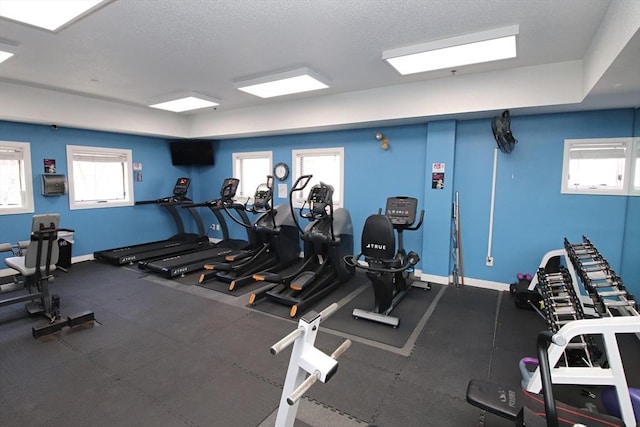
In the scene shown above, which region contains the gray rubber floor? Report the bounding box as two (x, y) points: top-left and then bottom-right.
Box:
(1, 260), (638, 427)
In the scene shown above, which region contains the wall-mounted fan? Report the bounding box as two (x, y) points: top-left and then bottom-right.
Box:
(491, 110), (517, 154)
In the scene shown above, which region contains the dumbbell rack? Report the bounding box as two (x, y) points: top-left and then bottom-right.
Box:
(536, 267), (597, 367)
(564, 236), (638, 317)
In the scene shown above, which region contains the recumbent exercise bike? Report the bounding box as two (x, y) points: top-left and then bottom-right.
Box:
(344, 196), (425, 328)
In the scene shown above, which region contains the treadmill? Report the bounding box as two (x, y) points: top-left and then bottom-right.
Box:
(94, 177), (208, 265)
(137, 178), (254, 278)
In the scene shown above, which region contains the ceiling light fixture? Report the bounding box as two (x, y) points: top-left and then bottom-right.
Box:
(0, 0), (110, 32)
(236, 67), (329, 98)
(0, 41), (18, 64)
(383, 25), (519, 75)
(149, 92), (220, 113)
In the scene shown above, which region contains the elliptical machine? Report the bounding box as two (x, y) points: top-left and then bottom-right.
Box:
(249, 175), (354, 318)
(344, 196), (425, 328)
(199, 176), (300, 290)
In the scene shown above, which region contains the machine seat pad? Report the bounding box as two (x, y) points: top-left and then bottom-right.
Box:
(4, 256), (57, 276)
(466, 379), (521, 420)
(467, 379), (625, 426)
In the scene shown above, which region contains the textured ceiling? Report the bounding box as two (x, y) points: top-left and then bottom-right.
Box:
(0, 0), (638, 137)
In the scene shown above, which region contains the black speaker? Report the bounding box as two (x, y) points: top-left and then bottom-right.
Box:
(41, 174), (67, 196)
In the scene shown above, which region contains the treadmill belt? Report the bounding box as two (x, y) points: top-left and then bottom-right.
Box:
(94, 236), (207, 265)
(143, 246), (235, 270)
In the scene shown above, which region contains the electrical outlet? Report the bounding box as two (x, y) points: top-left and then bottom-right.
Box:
(210, 224), (219, 231)
(486, 256), (494, 267)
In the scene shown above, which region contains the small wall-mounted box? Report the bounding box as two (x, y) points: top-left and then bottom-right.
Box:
(41, 174), (67, 196)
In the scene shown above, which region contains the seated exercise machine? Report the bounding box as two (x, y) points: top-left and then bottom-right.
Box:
(467, 316), (639, 426)
(94, 177), (208, 265)
(1, 214), (95, 338)
(249, 175), (354, 318)
(199, 176), (301, 291)
(138, 178), (252, 278)
(344, 196), (425, 328)
(270, 303), (351, 427)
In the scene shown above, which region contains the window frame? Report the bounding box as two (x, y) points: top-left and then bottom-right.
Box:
(291, 147), (344, 208)
(0, 140), (35, 215)
(561, 137), (638, 196)
(232, 151), (273, 202)
(631, 137), (640, 196)
(66, 144), (134, 210)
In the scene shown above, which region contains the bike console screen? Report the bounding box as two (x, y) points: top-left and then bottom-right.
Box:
(385, 197), (417, 226)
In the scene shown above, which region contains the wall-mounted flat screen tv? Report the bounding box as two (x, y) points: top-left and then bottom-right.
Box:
(169, 140), (215, 166)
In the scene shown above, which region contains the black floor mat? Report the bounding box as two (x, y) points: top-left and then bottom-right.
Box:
(321, 283), (442, 348)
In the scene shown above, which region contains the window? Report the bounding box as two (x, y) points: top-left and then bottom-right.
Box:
(232, 151), (272, 201)
(66, 145), (134, 210)
(0, 141), (34, 215)
(561, 138), (638, 196)
(292, 147), (344, 207)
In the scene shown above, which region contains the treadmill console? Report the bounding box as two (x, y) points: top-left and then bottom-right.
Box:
(172, 177), (191, 199)
(385, 197), (418, 226)
(220, 178), (239, 202)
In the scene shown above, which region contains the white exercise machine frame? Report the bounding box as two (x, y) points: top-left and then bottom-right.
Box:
(270, 303), (351, 427)
(525, 316), (640, 427)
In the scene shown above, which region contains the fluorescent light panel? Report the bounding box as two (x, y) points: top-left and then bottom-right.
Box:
(0, 42), (18, 64)
(149, 94), (220, 113)
(0, 0), (107, 31)
(384, 25), (519, 75)
(236, 68), (329, 98)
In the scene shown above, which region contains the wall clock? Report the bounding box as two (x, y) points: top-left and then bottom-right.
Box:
(274, 162), (289, 181)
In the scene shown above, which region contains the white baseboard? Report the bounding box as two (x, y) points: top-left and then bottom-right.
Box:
(420, 272), (509, 292)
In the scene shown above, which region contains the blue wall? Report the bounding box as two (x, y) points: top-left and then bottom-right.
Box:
(454, 110), (633, 287)
(0, 121), (203, 257)
(1, 109), (637, 296)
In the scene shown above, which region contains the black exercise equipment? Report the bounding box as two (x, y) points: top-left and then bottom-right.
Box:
(249, 175), (354, 318)
(199, 176), (301, 290)
(563, 236), (637, 317)
(93, 177), (208, 265)
(344, 196), (425, 328)
(138, 178), (252, 278)
(2, 214), (95, 337)
(466, 330), (626, 426)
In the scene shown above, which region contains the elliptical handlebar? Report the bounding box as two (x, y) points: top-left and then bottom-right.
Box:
(289, 174), (313, 235)
(292, 174), (312, 192)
